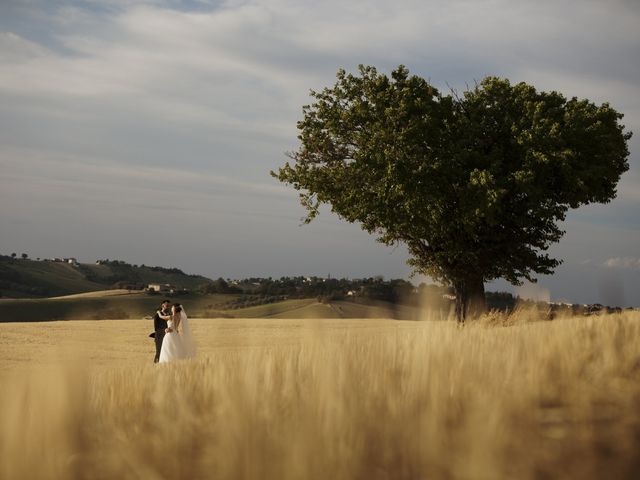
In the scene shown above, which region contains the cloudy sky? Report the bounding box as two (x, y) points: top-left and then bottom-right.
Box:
(1, 0), (639, 305)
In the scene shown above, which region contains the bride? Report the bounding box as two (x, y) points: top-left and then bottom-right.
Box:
(158, 303), (196, 363)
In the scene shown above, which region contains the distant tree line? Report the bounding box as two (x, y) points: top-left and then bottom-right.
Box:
(83, 259), (204, 287)
(196, 276), (564, 312)
(197, 278), (242, 294)
(231, 276), (419, 301)
(212, 294), (290, 311)
(95, 259), (196, 276)
(198, 276), (456, 305)
(2, 253), (29, 262)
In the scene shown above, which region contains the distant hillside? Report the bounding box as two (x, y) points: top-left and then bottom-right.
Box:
(0, 290), (424, 322)
(0, 255), (212, 298)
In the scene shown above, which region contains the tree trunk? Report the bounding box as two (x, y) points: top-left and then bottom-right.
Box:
(454, 276), (486, 323)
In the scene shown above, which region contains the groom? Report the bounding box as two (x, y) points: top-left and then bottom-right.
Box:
(151, 300), (172, 363)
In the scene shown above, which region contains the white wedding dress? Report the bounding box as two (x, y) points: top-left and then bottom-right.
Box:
(159, 310), (196, 363)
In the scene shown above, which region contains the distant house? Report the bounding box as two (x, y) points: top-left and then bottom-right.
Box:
(146, 283), (187, 294)
(549, 301), (573, 307)
(48, 257), (78, 265)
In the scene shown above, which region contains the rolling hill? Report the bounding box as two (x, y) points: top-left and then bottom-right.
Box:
(0, 256), (434, 322)
(0, 256), (212, 298)
(0, 291), (234, 322)
(0, 290), (423, 322)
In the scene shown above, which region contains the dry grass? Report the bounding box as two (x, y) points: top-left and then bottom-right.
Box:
(1, 312), (640, 479)
(47, 289), (136, 300)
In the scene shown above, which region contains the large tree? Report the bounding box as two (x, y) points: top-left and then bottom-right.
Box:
(272, 66), (631, 321)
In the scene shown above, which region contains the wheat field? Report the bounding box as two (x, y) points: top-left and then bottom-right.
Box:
(1, 312), (639, 480)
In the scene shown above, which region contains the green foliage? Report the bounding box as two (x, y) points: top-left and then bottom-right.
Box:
(272, 65), (631, 317)
(198, 278), (242, 294)
(231, 276), (418, 303)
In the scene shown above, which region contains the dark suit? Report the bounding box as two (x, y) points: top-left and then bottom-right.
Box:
(153, 308), (170, 363)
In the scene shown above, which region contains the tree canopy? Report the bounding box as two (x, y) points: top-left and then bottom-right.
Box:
(271, 65), (631, 321)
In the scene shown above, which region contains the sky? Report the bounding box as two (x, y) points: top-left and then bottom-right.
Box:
(0, 0), (639, 306)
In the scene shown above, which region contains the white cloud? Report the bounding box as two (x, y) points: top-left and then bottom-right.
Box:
(0, 31), (49, 62)
(0, 146), (289, 206)
(603, 257), (640, 270)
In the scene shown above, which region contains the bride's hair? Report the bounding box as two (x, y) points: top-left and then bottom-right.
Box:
(171, 304), (183, 332)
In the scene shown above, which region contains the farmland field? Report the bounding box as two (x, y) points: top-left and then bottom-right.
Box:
(1, 313), (640, 479)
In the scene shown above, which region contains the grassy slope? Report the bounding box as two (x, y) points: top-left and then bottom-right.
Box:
(0, 291), (421, 321)
(222, 300), (366, 319)
(0, 292), (238, 322)
(0, 259), (212, 297)
(48, 289), (135, 300)
(333, 299), (422, 319)
(0, 260), (106, 297)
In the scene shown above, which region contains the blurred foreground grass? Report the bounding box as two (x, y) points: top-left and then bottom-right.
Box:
(1, 313), (640, 479)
